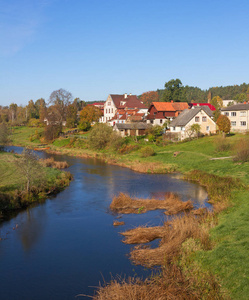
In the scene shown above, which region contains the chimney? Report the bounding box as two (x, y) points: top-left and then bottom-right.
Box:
(124, 93), (127, 98)
(129, 93), (132, 96)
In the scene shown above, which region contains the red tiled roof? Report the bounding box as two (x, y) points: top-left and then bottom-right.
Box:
(171, 102), (189, 111)
(150, 102), (176, 111)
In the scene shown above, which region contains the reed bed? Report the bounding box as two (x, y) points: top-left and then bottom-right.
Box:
(90, 262), (222, 300)
(110, 192), (193, 215)
(41, 157), (69, 169)
(129, 214), (212, 268)
(113, 221), (125, 226)
(121, 226), (166, 244)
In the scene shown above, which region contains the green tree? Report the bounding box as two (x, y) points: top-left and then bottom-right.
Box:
(234, 93), (247, 103)
(211, 96), (223, 122)
(162, 79), (186, 102)
(66, 104), (78, 128)
(88, 123), (113, 149)
(15, 149), (45, 194)
(0, 123), (10, 150)
(216, 115), (231, 137)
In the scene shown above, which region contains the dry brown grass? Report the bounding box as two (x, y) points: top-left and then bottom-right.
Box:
(110, 192), (193, 215)
(86, 262), (222, 300)
(113, 221), (125, 226)
(41, 157), (69, 169)
(121, 226), (165, 244)
(129, 214), (212, 268)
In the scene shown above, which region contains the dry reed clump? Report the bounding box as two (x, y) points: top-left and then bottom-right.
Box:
(129, 214), (211, 268)
(110, 192), (193, 215)
(113, 221), (125, 226)
(41, 157), (69, 169)
(192, 207), (208, 215)
(121, 226), (166, 244)
(88, 262), (222, 300)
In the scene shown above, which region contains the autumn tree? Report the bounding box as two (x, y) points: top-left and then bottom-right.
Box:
(162, 79), (186, 102)
(79, 105), (102, 131)
(211, 96), (223, 121)
(216, 115), (231, 137)
(26, 100), (38, 120)
(186, 124), (201, 139)
(9, 103), (18, 123)
(48, 89), (73, 124)
(35, 98), (46, 122)
(139, 91), (159, 108)
(66, 104), (78, 128)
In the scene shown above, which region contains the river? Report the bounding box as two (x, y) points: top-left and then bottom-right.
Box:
(0, 147), (210, 299)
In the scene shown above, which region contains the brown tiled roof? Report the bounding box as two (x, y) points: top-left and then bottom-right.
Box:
(110, 94), (146, 109)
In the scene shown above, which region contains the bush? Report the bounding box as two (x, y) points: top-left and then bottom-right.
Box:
(215, 136), (231, 152)
(44, 125), (62, 142)
(233, 138), (249, 162)
(140, 146), (155, 158)
(118, 144), (140, 154)
(88, 123), (113, 149)
(109, 131), (125, 151)
(78, 121), (91, 132)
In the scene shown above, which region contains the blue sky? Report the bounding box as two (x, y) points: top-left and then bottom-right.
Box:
(0, 0), (249, 106)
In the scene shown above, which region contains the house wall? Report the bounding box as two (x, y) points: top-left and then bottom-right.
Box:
(102, 95), (117, 123)
(170, 110), (216, 140)
(221, 110), (249, 132)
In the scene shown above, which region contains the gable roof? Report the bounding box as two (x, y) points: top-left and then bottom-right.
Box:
(110, 94), (146, 109)
(190, 103), (216, 111)
(149, 102), (188, 112)
(169, 107), (213, 127)
(221, 103), (249, 111)
(114, 122), (149, 130)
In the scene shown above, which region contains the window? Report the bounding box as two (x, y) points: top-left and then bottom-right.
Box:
(231, 121), (236, 126)
(111, 108), (113, 113)
(224, 112), (229, 116)
(106, 109), (107, 114)
(160, 119), (163, 124)
(240, 121), (246, 126)
(181, 127), (185, 131)
(109, 109), (110, 113)
(150, 120), (153, 124)
(231, 112), (236, 116)
(172, 127), (175, 131)
(206, 126), (210, 131)
(107, 102), (111, 106)
(240, 111), (246, 117)
(195, 116), (199, 122)
(202, 116), (207, 122)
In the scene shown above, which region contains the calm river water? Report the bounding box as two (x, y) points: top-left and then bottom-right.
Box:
(0, 147), (210, 299)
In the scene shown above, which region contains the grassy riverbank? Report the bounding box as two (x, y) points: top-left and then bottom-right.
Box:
(0, 150), (72, 218)
(10, 126), (249, 299)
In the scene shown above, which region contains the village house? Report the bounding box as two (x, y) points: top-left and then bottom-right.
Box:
(147, 101), (188, 126)
(169, 106), (216, 140)
(221, 103), (249, 132)
(189, 103), (216, 111)
(113, 122), (150, 137)
(100, 93), (147, 125)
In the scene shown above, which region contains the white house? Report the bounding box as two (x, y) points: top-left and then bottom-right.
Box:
(221, 103), (249, 132)
(169, 106), (216, 140)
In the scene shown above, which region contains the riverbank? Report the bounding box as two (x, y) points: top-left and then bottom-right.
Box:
(9, 126), (249, 299)
(0, 150), (72, 219)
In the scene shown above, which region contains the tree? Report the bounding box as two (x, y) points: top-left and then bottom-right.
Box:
(139, 91), (159, 108)
(9, 103), (18, 123)
(79, 105), (102, 125)
(162, 79), (186, 102)
(216, 115), (231, 137)
(211, 96), (223, 122)
(35, 98), (46, 121)
(26, 100), (38, 120)
(234, 93), (247, 103)
(49, 89), (73, 124)
(66, 104), (78, 128)
(186, 124), (201, 139)
(15, 148), (45, 194)
(88, 123), (113, 149)
(0, 123), (10, 150)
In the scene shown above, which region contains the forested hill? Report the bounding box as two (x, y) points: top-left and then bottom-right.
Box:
(157, 82), (249, 103)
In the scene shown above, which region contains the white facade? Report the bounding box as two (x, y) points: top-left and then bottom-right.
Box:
(221, 110), (249, 132)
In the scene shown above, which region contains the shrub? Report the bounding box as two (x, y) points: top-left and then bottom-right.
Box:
(88, 123), (113, 149)
(118, 144), (140, 154)
(140, 146), (155, 158)
(109, 131), (125, 151)
(233, 138), (249, 162)
(215, 136), (231, 152)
